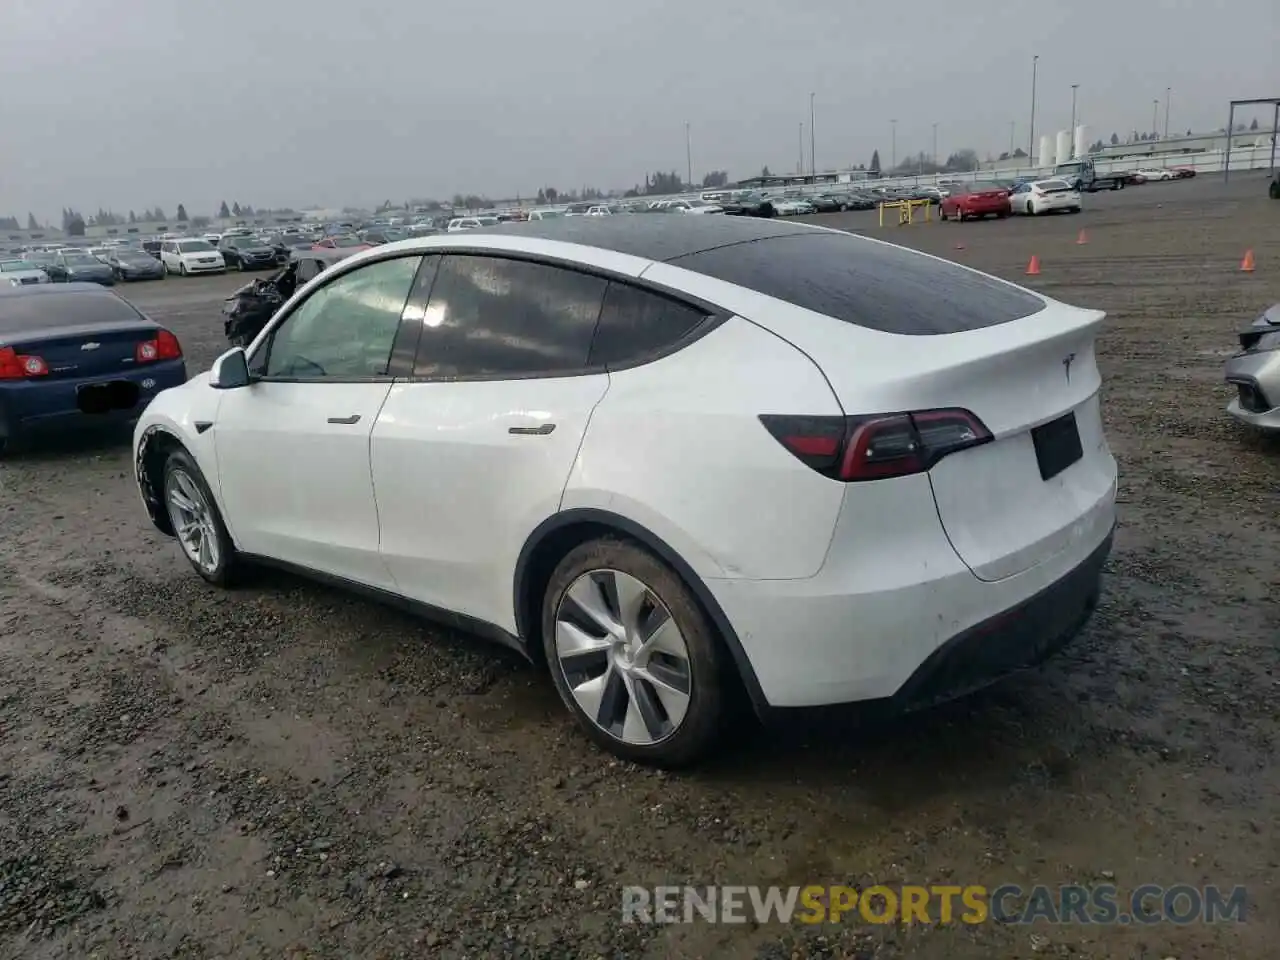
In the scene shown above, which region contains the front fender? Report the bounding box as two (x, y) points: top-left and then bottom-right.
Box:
(133, 373), (225, 534)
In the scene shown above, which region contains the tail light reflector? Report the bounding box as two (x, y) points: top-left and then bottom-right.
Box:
(759, 409), (992, 482)
(136, 329), (182, 363)
(0, 346), (49, 379)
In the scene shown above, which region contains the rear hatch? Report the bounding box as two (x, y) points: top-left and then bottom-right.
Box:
(0, 292), (160, 379)
(661, 230), (1116, 581)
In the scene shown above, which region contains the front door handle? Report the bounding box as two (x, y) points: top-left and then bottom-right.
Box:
(327, 414), (361, 425)
(508, 423), (556, 436)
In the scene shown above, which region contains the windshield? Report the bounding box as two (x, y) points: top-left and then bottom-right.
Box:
(178, 240), (215, 252)
(534, 210), (564, 219)
(332, 236), (364, 247)
(118, 251), (155, 263)
(0, 260), (40, 272)
(62, 254), (100, 265)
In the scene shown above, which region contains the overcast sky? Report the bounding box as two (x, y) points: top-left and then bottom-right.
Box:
(0, 0), (1274, 220)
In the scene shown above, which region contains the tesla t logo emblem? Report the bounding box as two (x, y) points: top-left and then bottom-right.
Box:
(80, 341), (101, 351)
(1062, 353), (1076, 383)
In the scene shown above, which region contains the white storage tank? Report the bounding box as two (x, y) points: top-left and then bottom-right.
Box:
(1056, 129), (1072, 164)
(1038, 134), (1055, 167)
(1073, 124), (1089, 159)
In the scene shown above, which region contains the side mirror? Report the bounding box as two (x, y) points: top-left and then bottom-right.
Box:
(209, 347), (251, 390)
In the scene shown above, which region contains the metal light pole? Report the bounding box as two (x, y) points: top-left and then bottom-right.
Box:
(890, 119), (897, 170)
(1164, 87), (1171, 139)
(1029, 55), (1039, 159)
(1070, 84), (1079, 157)
(932, 122), (938, 168)
(798, 122), (804, 174)
(809, 92), (816, 177)
(684, 121), (692, 188)
(1152, 100), (1159, 138)
(1009, 120), (1015, 157)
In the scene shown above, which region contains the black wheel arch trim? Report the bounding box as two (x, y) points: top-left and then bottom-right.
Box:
(513, 507), (770, 715)
(135, 423), (185, 535)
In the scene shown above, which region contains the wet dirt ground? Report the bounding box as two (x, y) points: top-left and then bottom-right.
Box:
(1, 174), (1277, 959)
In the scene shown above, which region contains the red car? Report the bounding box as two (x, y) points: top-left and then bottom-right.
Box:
(939, 184), (1011, 221)
(1171, 167), (1196, 179)
(312, 235), (374, 252)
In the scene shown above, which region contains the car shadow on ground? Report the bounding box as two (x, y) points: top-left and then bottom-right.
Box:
(240, 562), (1096, 807)
(1, 425), (134, 462)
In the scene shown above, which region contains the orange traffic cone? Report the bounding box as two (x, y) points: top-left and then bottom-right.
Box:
(1240, 249), (1255, 272)
(1076, 229), (1088, 245)
(1025, 255), (1041, 276)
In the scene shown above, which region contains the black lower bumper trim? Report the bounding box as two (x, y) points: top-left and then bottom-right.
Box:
(889, 528), (1114, 711)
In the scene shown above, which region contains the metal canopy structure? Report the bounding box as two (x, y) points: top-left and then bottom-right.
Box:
(1224, 97), (1279, 181)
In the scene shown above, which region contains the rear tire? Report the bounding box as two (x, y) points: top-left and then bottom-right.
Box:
(541, 537), (729, 767)
(161, 448), (239, 587)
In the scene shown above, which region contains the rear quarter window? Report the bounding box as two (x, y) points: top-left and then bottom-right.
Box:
(588, 282), (709, 367)
(668, 231), (1043, 335)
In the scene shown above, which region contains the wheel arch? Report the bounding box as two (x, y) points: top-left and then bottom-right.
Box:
(512, 508), (769, 714)
(135, 424), (187, 535)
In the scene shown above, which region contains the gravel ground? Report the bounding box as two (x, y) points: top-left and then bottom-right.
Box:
(1, 174), (1277, 960)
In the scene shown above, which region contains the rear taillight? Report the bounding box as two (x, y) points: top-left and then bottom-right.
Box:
(759, 409), (992, 482)
(136, 329), (182, 363)
(0, 346), (49, 379)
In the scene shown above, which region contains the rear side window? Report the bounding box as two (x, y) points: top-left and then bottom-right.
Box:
(413, 255), (607, 379)
(668, 232), (1043, 335)
(589, 282), (709, 367)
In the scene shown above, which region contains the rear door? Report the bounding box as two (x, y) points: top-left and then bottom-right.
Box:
(214, 253), (429, 588)
(658, 231), (1116, 582)
(371, 253), (615, 630)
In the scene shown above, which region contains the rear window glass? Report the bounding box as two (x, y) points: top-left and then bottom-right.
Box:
(0, 291), (142, 334)
(668, 232), (1043, 335)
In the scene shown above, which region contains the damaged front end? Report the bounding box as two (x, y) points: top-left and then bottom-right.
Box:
(221, 264), (294, 347)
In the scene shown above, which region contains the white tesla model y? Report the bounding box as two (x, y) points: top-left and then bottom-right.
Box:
(134, 217), (1117, 766)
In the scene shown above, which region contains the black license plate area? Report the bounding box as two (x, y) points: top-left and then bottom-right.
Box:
(77, 380), (140, 415)
(1031, 411), (1083, 481)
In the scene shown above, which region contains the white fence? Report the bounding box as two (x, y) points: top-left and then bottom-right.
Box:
(867, 144), (1277, 191)
(654, 144), (1278, 204)
(778, 144), (1280, 198)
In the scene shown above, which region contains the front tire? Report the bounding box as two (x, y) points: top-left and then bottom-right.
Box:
(541, 538), (728, 767)
(162, 449), (239, 587)
(178, 262), (187, 276)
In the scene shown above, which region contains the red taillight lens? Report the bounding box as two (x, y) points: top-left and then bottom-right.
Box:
(136, 329), (182, 363)
(760, 408), (991, 482)
(0, 346), (49, 379)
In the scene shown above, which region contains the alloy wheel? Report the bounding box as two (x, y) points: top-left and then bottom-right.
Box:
(553, 569), (692, 745)
(165, 468), (221, 574)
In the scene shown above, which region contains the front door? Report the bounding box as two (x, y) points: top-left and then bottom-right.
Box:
(213, 253), (428, 589)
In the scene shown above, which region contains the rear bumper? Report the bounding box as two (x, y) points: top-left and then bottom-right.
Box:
(706, 474), (1116, 709)
(0, 360), (188, 438)
(890, 529), (1110, 710)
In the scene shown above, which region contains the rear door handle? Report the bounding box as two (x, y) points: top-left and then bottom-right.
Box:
(327, 414), (361, 425)
(508, 423), (556, 436)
